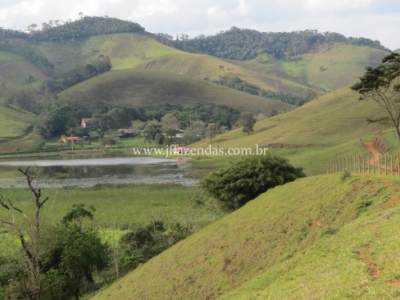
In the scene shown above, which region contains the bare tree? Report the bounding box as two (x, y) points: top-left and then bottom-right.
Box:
(0, 167), (48, 300)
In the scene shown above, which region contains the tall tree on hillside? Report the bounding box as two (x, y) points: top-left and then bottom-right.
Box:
(240, 112), (256, 135)
(351, 53), (400, 144)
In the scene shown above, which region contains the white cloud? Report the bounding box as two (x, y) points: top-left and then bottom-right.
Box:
(234, 0), (252, 15)
(304, 0), (376, 13)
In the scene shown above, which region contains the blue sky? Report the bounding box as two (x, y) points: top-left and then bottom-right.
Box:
(0, 0), (399, 50)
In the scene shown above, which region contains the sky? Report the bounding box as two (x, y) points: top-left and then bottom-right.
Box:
(0, 0), (399, 50)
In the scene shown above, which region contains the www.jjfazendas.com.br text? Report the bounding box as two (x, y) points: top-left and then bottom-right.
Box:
(132, 145), (269, 156)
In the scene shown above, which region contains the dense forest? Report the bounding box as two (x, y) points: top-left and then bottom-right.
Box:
(175, 27), (390, 61)
(0, 16), (144, 42)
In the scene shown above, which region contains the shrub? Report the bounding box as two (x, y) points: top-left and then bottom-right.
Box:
(200, 155), (305, 211)
(54, 172), (70, 180)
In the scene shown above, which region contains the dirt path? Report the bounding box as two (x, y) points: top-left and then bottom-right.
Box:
(364, 142), (382, 165)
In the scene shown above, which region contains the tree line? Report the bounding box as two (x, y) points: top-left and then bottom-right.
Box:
(0, 16), (144, 43)
(175, 27), (389, 61)
(41, 55), (112, 93)
(211, 76), (311, 106)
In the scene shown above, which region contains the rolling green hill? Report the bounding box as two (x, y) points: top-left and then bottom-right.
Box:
(279, 43), (388, 91)
(191, 86), (388, 175)
(0, 18), (392, 154)
(93, 174), (400, 299)
(60, 69), (293, 114)
(0, 105), (36, 152)
(0, 51), (46, 88)
(235, 43), (388, 92)
(36, 32), (308, 97)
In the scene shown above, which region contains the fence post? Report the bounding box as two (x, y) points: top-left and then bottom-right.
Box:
(391, 155), (393, 176)
(373, 155), (375, 174)
(398, 155), (400, 177)
(385, 155), (387, 176)
(363, 154), (365, 173)
(378, 155), (381, 175)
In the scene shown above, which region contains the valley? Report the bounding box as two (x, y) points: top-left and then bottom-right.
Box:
(0, 15), (399, 300)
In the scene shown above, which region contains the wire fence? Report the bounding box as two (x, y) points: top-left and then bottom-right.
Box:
(327, 155), (400, 176)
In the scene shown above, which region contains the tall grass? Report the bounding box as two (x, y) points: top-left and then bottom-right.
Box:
(0, 184), (224, 231)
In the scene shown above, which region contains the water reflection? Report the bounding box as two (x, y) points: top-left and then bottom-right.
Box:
(0, 155), (196, 188)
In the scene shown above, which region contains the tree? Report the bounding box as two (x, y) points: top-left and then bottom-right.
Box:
(42, 204), (110, 300)
(352, 53), (400, 144)
(0, 167), (48, 299)
(206, 123), (218, 142)
(42, 225), (110, 300)
(37, 104), (77, 138)
(240, 112), (256, 134)
(200, 155), (305, 211)
(143, 120), (163, 143)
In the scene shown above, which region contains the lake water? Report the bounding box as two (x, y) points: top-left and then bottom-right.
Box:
(0, 155), (197, 188)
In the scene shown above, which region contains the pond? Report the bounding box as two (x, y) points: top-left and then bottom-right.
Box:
(0, 154), (197, 188)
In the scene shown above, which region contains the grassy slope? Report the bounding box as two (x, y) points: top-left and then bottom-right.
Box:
(279, 43), (388, 91)
(37, 33), (307, 96)
(93, 174), (400, 300)
(191, 86), (385, 175)
(0, 51), (46, 88)
(0, 106), (34, 138)
(60, 69), (293, 114)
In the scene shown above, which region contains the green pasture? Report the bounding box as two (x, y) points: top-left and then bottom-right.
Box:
(0, 183), (223, 231)
(280, 43), (388, 91)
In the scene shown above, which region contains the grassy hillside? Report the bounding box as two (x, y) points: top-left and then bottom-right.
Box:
(191, 86), (387, 175)
(234, 43), (388, 92)
(36, 32), (307, 96)
(93, 174), (400, 300)
(0, 51), (46, 88)
(0, 106), (34, 138)
(279, 43), (388, 91)
(61, 69), (293, 114)
(0, 105), (37, 152)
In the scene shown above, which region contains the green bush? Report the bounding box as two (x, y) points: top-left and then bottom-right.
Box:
(200, 155), (305, 211)
(54, 172), (70, 180)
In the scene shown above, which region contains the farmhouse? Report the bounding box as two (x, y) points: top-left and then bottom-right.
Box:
(62, 136), (83, 143)
(174, 146), (191, 154)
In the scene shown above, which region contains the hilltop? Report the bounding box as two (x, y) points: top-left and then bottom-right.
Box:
(61, 69), (292, 114)
(93, 174), (400, 299)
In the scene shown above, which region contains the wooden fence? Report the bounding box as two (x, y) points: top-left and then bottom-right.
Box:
(327, 155), (400, 176)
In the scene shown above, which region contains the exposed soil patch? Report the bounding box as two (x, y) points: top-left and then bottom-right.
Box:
(145, 61), (157, 69)
(358, 243), (380, 280)
(381, 196), (400, 209)
(364, 142), (381, 165)
(390, 280), (400, 287)
(307, 220), (322, 230)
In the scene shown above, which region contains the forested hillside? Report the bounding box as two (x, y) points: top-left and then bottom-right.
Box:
(176, 27), (389, 61)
